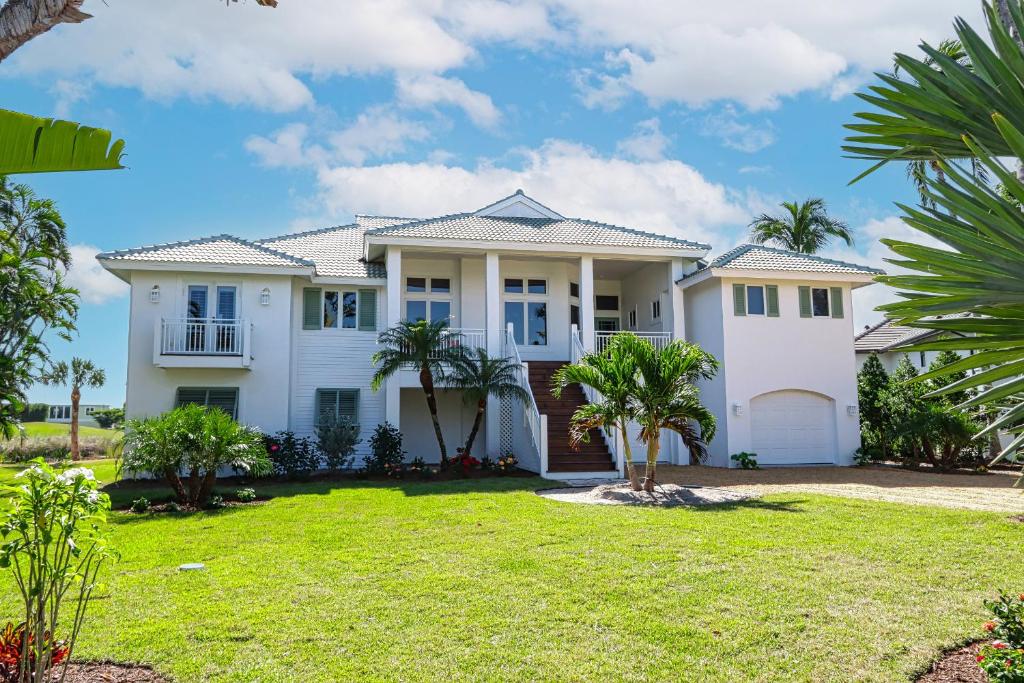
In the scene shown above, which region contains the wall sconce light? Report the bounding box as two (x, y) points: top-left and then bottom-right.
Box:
(846, 404), (858, 417)
(260, 287), (271, 306)
(732, 402), (744, 416)
(149, 285), (160, 303)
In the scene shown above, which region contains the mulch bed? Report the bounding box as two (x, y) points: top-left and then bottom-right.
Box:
(917, 642), (986, 682)
(59, 662), (169, 682)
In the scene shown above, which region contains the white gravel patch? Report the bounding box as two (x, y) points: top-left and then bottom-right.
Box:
(537, 482), (757, 507)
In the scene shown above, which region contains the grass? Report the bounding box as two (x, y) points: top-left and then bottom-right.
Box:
(0, 461), (1021, 682)
(15, 421), (119, 439)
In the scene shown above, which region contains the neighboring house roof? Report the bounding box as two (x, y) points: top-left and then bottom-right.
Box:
(704, 244), (883, 275)
(97, 234), (313, 269)
(854, 315), (969, 353)
(365, 214), (710, 250)
(259, 224), (385, 279)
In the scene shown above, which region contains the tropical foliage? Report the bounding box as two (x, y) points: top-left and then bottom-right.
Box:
(446, 348), (530, 457)
(372, 320), (470, 465)
(39, 357), (105, 461)
(0, 177), (78, 438)
(0, 110), (124, 175)
(748, 198), (853, 253)
(844, 0), (1024, 470)
(857, 354), (890, 458)
(316, 417), (361, 472)
(123, 404), (270, 507)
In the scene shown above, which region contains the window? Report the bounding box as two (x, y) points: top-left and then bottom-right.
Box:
(324, 291), (339, 328)
(404, 277), (453, 324)
(569, 282), (579, 298)
(596, 317), (619, 332)
(341, 292), (357, 328)
(570, 304), (580, 327)
(303, 288), (377, 331)
(811, 287), (830, 317)
(528, 279), (547, 294)
(651, 299), (662, 321)
(504, 277), (548, 345)
(315, 389), (359, 426)
(216, 286), (237, 321)
(505, 301), (525, 344)
(323, 290), (358, 329)
(628, 308), (637, 329)
(504, 278), (524, 294)
(528, 302), (547, 345)
(188, 285), (208, 319)
(595, 295), (618, 311)
(746, 286), (765, 316)
(430, 278), (451, 293)
(406, 277), (426, 293)
(175, 387), (239, 419)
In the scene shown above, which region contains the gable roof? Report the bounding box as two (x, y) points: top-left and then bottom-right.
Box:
(704, 244), (883, 275)
(365, 213), (710, 250)
(854, 314), (969, 353)
(97, 234), (314, 269)
(258, 223), (384, 279)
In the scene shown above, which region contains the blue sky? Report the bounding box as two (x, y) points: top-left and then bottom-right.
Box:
(3, 0), (981, 407)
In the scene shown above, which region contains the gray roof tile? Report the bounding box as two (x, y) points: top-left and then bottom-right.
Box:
(97, 235), (312, 268)
(259, 222), (384, 279)
(693, 244), (883, 277)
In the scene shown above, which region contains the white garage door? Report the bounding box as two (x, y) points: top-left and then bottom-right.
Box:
(750, 390), (836, 465)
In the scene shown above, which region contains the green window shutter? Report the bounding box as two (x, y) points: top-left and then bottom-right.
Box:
(176, 387), (238, 419)
(315, 389), (338, 426)
(338, 389), (359, 422)
(175, 388), (208, 408)
(732, 284), (746, 316)
(302, 288), (322, 330)
(357, 289), (377, 331)
(830, 287), (844, 319)
(765, 285), (780, 317)
(798, 286), (812, 318)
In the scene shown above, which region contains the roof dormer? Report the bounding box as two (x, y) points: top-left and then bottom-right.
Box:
(473, 189), (564, 219)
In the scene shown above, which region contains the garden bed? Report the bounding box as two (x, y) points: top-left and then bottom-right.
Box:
(61, 661), (169, 682)
(916, 642), (986, 682)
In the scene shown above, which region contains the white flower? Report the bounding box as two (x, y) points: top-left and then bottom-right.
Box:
(57, 467), (96, 484)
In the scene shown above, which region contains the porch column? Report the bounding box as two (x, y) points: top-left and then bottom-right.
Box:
(485, 252), (501, 457)
(669, 258), (686, 340)
(580, 255), (595, 351)
(384, 246), (402, 429)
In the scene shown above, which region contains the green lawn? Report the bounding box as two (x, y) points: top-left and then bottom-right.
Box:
(0, 460), (1019, 682)
(16, 421), (119, 439)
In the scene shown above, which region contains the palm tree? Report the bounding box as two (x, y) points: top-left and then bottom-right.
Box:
(552, 334), (643, 490)
(371, 320), (469, 465)
(619, 335), (718, 492)
(446, 348), (531, 457)
(40, 357), (105, 461)
(748, 199), (853, 254)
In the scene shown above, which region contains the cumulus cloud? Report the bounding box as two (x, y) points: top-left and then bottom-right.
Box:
(615, 118), (670, 161)
(396, 74), (501, 129)
(313, 139), (752, 245)
(66, 245), (129, 305)
(701, 106), (776, 153)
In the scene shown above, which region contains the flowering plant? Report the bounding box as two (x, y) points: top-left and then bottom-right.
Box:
(496, 453), (518, 474)
(383, 461), (405, 479)
(977, 592), (1024, 681)
(408, 457), (432, 480)
(0, 621), (68, 683)
(452, 450), (480, 477)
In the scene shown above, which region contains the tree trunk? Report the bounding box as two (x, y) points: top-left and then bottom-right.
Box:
(163, 467), (187, 502)
(186, 467), (202, 506)
(643, 433), (660, 492)
(197, 470), (218, 507)
(69, 385), (80, 461)
(0, 0), (91, 63)
(463, 400), (486, 456)
(620, 423), (641, 491)
(419, 365), (448, 464)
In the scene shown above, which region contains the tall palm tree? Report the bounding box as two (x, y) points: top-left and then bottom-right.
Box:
(619, 335), (718, 492)
(446, 348), (531, 457)
(552, 334), (643, 490)
(371, 320), (468, 465)
(748, 199), (853, 254)
(40, 357), (105, 461)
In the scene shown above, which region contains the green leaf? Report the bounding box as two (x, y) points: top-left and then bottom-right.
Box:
(0, 109), (125, 174)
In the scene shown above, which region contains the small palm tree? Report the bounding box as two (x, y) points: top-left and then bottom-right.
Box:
(371, 320), (469, 465)
(446, 348), (531, 457)
(748, 198), (853, 254)
(620, 335), (719, 492)
(40, 357), (105, 461)
(552, 335), (643, 490)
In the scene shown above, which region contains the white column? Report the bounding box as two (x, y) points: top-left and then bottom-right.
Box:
(384, 246), (402, 429)
(485, 252), (501, 457)
(580, 255), (595, 351)
(669, 258), (686, 340)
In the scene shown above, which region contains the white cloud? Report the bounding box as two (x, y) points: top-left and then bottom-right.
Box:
(50, 79), (91, 118)
(66, 245), (129, 305)
(396, 74), (501, 129)
(245, 123), (322, 169)
(313, 139), (751, 245)
(701, 106), (776, 153)
(615, 118), (670, 161)
(738, 165), (772, 175)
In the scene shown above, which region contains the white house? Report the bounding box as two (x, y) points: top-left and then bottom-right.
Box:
(855, 318), (966, 374)
(46, 404), (110, 427)
(97, 191), (882, 477)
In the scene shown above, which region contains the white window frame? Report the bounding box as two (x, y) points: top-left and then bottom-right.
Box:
(503, 276), (549, 346)
(404, 275), (454, 325)
(322, 289), (360, 330)
(651, 298), (662, 322)
(811, 287), (831, 318)
(745, 285), (766, 317)
(181, 279), (242, 320)
(628, 306), (637, 330)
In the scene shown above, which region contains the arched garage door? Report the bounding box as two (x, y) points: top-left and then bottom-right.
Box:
(750, 390), (837, 465)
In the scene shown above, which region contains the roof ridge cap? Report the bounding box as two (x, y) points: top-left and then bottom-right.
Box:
(256, 223), (359, 243)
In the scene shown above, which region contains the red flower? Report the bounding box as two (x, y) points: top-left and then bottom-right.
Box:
(994, 642), (1008, 650)
(977, 655), (986, 663)
(985, 621), (997, 632)
(1018, 593), (1024, 601)
(269, 444), (280, 452)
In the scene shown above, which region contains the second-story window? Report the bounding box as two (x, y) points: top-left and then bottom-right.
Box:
(405, 277), (452, 324)
(323, 290), (358, 329)
(504, 278), (547, 345)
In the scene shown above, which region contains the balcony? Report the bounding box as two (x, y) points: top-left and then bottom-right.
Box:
(154, 318), (252, 369)
(594, 331), (672, 354)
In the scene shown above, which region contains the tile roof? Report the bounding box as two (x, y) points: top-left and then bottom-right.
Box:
(693, 244), (883, 277)
(354, 215), (419, 229)
(258, 223), (385, 279)
(97, 235), (312, 268)
(365, 213), (709, 250)
(854, 314), (969, 352)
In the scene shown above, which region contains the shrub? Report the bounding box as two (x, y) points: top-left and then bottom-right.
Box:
(0, 461), (114, 683)
(122, 404), (271, 507)
(857, 353), (889, 458)
(0, 621), (68, 683)
(265, 431), (318, 479)
(452, 450), (480, 477)
(316, 417), (360, 472)
(236, 487), (257, 503)
(408, 456), (432, 480)
(496, 452), (518, 474)
(91, 407), (124, 429)
(0, 435), (113, 463)
(130, 496), (150, 513)
(977, 592), (1024, 681)
(730, 452), (759, 470)
(894, 404), (982, 472)
(16, 403), (48, 423)
(364, 422), (405, 474)
(208, 495), (225, 509)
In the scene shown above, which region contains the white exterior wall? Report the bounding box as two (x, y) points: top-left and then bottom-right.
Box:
(683, 279), (729, 466)
(399, 388), (486, 463)
(718, 277), (861, 467)
(856, 349), (941, 375)
(124, 271), (293, 433)
(620, 262), (670, 333)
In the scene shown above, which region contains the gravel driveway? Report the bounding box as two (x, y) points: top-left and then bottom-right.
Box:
(654, 465), (1024, 513)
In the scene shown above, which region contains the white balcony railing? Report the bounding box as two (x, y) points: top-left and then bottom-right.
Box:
(412, 327), (486, 360)
(594, 331), (672, 354)
(161, 318), (245, 356)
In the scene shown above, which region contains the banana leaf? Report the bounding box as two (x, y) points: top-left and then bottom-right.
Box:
(0, 109), (124, 174)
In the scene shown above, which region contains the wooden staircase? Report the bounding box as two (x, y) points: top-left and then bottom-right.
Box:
(527, 361), (617, 473)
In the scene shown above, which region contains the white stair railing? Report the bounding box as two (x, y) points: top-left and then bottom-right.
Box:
(504, 325), (544, 468)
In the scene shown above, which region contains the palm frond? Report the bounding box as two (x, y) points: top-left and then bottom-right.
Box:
(0, 109), (125, 174)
